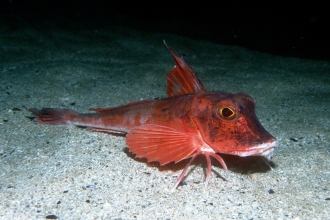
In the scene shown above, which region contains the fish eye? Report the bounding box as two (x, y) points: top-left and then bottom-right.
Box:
(218, 106), (236, 120)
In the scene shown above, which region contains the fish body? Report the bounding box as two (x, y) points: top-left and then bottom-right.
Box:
(30, 41), (278, 189)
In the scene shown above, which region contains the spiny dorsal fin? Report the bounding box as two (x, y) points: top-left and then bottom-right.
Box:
(164, 40), (206, 97)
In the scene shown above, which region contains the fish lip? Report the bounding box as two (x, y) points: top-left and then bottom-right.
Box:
(238, 140), (279, 159)
(257, 140), (279, 160)
(259, 140), (279, 160)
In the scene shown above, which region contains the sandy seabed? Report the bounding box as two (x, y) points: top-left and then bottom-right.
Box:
(0, 25), (329, 219)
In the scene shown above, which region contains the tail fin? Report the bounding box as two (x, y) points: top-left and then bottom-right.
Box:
(29, 108), (78, 125)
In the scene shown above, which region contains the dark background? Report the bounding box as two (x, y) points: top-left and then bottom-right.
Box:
(1, 0), (329, 60)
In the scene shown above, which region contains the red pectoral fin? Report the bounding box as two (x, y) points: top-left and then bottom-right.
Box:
(126, 124), (198, 165)
(164, 40), (205, 97)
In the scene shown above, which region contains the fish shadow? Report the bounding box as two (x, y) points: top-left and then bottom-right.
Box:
(220, 154), (276, 174)
(123, 148), (276, 179)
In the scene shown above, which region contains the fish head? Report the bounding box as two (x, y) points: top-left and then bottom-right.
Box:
(191, 92), (278, 160)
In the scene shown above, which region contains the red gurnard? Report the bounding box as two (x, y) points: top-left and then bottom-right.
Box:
(30, 41), (278, 189)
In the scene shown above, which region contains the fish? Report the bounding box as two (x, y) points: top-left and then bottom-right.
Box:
(29, 40), (278, 189)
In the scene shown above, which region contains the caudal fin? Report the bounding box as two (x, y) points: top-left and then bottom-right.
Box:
(29, 108), (78, 125)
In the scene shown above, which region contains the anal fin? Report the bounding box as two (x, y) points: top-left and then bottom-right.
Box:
(86, 127), (127, 135)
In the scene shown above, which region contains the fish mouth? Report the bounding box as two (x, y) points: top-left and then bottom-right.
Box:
(239, 140), (279, 160)
(259, 140), (278, 160)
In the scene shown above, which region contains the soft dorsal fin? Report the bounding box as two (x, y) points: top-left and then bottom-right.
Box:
(164, 40), (206, 97)
(89, 100), (151, 112)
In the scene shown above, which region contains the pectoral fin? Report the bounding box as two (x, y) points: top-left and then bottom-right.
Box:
(126, 124), (198, 165)
(127, 124), (228, 189)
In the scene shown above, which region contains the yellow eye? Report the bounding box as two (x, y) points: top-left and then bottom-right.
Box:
(218, 106), (236, 120)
